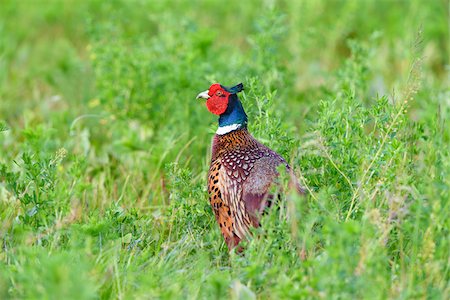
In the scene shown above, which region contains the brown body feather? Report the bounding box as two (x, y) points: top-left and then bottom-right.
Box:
(207, 128), (299, 250)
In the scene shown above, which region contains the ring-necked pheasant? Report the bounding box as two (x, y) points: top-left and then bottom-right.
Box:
(197, 83), (303, 250)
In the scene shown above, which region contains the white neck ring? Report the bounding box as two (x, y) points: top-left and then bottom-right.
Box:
(216, 123), (242, 135)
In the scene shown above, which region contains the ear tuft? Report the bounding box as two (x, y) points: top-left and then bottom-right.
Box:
(230, 83), (244, 94)
(222, 83), (244, 94)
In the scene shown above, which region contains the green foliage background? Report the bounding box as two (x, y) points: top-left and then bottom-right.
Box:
(0, 0), (448, 299)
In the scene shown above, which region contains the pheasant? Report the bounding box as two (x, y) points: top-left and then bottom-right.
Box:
(196, 82), (303, 250)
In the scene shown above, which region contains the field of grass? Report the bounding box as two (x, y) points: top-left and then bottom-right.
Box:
(0, 0), (448, 299)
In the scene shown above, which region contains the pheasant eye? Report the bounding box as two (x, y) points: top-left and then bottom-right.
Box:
(216, 90), (223, 96)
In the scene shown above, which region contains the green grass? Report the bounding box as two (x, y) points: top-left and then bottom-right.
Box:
(0, 0), (448, 299)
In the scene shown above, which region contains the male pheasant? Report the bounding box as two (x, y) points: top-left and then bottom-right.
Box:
(197, 82), (303, 250)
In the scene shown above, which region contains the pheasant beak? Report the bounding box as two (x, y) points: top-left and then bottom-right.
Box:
(196, 90), (210, 100)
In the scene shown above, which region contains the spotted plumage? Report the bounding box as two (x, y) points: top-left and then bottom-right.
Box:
(197, 83), (303, 250)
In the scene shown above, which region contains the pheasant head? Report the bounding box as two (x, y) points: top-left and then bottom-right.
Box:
(197, 83), (248, 135)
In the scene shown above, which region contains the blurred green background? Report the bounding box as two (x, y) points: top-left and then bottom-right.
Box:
(0, 0), (448, 299)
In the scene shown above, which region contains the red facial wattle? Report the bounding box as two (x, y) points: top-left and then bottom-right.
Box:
(206, 96), (228, 115)
(205, 84), (230, 115)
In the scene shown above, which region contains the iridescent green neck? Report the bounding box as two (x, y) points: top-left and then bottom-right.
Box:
(217, 94), (247, 135)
